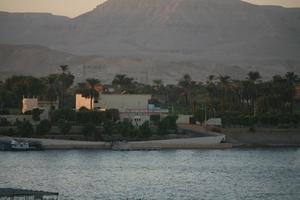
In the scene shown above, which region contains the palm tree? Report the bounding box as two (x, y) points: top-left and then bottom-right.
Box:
(44, 74), (59, 108)
(218, 75), (231, 112)
(112, 74), (134, 93)
(246, 71), (261, 116)
(58, 65), (74, 108)
(247, 71), (261, 82)
(285, 72), (299, 113)
(60, 65), (69, 74)
(153, 79), (163, 90)
(86, 79), (101, 111)
(178, 74), (192, 105)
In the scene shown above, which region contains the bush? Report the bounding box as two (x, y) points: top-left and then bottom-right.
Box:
(105, 109), (120, 122)
(32, 108), (44, 122)
(150, 115), (160, 125)
(78, 107), (90, 112)
(0, 117), (11, 126)
(0, 109), (10, 115)
(58, 120), (72, 135)
(117, 120), (136, 138)
(50, 109), (76, 123)
(36, 120), (52, 135)
(158, 115), (178, 135)
(139, 121), (152, 138)
(76, 111), (104, 124)
(82, 123), (97, 138)
(15, 120), (34, 137)
(103, 120), (116, 136)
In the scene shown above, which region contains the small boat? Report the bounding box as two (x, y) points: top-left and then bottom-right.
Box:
(10, 140), (32, 151)
(1, 138), (42, 151)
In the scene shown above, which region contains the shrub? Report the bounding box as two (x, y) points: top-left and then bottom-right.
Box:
(0, 117), (11, 126)
(58, 120), (72, 135)
(15, 120), (34, 137)
(36, 120), (52, 135)
(32, 108), (44, 122)
(76, 111), (104, 124)
(103, 120), (116, 136)
(82, 122), (97, 138)
(0, 109), (10, 115)
(78, 107), (90, 112)
(158, 115), (178, 135)
(117, 120), (136, 138)
(150, 115), (160, 125)
(50, 109), (76, 123)
(106, 109), (120, 122)
(139, 121), (152, 138)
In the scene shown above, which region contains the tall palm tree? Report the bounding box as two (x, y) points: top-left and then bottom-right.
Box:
(86, 79), (101, 111)
(246, 71), (261, 116)
(218, 75), (231, 112)
(58, 65), (74, 108)
(153, 79), (163, 90)
(285, 72), (299, 113)
(112, 74), (134, 93)
(44, 74), (59, 108)
(178, 74), (192, 105)
(60, 65), (69, 74)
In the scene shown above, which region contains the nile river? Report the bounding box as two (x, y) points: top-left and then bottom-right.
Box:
(0, 149), (300, 200)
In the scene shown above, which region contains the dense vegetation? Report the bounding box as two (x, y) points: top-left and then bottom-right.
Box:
(0, 65), (300, 140)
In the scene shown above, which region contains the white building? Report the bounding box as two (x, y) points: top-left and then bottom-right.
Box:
(76, 94), (168, 126)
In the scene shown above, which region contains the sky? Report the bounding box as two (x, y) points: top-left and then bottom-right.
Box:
(0, 0), (299, 18)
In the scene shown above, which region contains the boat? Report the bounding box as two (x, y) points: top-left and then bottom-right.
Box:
(0, 138), (42, 151)
(10, 140), (32, 151)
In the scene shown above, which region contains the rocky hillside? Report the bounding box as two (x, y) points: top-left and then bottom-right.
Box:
(0, 0), (299, 82)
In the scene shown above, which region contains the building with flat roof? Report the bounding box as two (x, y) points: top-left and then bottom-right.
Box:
(76, 94), (168, 126)
(22, 97), (59, 113)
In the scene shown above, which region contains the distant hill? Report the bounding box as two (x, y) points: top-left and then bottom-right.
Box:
(0, 0), (300, 82)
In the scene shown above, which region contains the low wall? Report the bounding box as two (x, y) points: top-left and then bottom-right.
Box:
(222, 128), (300, 146)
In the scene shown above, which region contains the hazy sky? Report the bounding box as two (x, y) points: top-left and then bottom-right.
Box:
(0, 0), (299, 18)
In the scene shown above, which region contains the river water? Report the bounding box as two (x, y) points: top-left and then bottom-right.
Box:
(0, 149), (300, 200)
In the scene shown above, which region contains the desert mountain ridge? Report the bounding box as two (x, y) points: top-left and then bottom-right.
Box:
(0, 0), (299, 83)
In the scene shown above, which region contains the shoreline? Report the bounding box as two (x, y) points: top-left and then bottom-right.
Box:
(1, 136), (233, 150)
(2, 126), (300, 150)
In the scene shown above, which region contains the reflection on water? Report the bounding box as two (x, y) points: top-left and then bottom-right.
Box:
(0, 149), (300, 200)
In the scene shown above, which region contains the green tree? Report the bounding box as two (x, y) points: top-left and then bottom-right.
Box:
(58, 65), (74, 108)
(139, 121), (153, 138)
(32, 108), (44, 122)
(112, 74), (135, 93)
(285, 72), (299, 113)
(15, 120), (34, 137)
(43, 74), (59, 107)
(247, 71), (261, 116)
(218, 75), (231, 112)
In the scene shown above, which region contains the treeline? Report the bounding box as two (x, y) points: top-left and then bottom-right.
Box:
(0, 65), (299, 127)
(0, 65), (75, 110)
